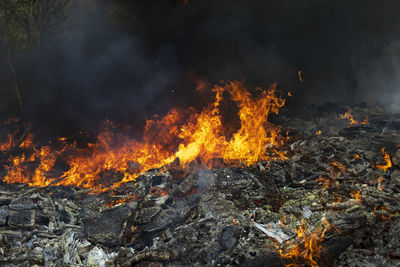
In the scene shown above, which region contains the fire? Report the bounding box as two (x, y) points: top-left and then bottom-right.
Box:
(2, 81), (287, 192)
(338, 108), (368, 125)
(280, 218), (333, 267)
(105, 194), (136, 207)
(377, 176), (385, 192)
(297, 70), (303, 82)
(280, 215), (286, 226)
(316, 176), (332, 189)
(3, 131), (57, 187)
(315, 130), (322, 135)
(331, 161), (347, 173)
(352, 190), (362, 204)
(0, 134), (13, 151)
(376, 147), (392, 172)
(374, 206), (399, 221)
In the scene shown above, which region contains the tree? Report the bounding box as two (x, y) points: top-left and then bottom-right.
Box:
(0, 0), (70, 112)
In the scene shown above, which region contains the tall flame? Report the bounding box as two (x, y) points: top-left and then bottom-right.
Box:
(376, 147), (392, 172)
(2, 81), (286, 192)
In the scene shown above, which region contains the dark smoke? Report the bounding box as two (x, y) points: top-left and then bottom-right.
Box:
(13, 0), (400, 137)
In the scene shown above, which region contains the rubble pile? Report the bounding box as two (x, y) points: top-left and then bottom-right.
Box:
(0, 103), (400, 266)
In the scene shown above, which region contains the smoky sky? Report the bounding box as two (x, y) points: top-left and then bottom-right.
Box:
(15, 0), (400, 137)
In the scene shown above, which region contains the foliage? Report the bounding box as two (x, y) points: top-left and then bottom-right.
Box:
(0, 0), (70, 53)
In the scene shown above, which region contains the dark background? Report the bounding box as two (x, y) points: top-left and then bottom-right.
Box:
(1, 0), (400, 137)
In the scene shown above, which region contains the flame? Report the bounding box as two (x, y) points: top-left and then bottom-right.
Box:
(316, 176), (332, 189)
(352, 190), (361, 204)
(376, 147), (392, 172)
(331, 161), (347, 173)
(0, 134), (13, 151)
(2, 81), (287, 192)
(374, 206), (399, 221)
(315, 130), (322, 135)
(280, 218), (333, 267)
(105, 194), (136, 208)
(280, 215), (286, 226)
(353, 154), (360, 159)
(3, 145), (57, 187)
(377, 176), (385, 192)
(338, 108), (368, 126)
(297, 70), (303, 82)
(130, 225), (138, 242)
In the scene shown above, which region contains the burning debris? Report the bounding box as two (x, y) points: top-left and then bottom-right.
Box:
(1, 81), (286, 192)
(0, 84), (400, 266)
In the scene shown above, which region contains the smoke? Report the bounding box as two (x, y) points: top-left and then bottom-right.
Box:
(15, 0), (400, 137)
(355, 39), (400, 111)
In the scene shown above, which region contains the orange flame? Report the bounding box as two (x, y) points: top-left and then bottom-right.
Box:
(297, 70), (303, 82)
(352, 190), (362, 204)
(280, 219), (333, 267)
(338, 108), (368, 126)
(2, 81), (287, 192)
(0, 134), (13, 151)
(316, 176), (332, 189)
(376, 147), (392, 172)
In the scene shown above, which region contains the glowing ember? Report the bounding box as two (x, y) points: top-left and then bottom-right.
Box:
(376, 147), (392, 172)
(2, 81), (287, 192)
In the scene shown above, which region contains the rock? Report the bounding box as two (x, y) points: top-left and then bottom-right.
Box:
(43, 245), (62, 267)
(140, 209), (173, 233)
(0, 196), (11, 206)
(83, 205), (133, 246)
(219, 226), (240, 250)
(392, 149), (400, 167)
(391, 169), (400, 186)
(29, 246), (44, 263)
(135, 206), (161, 225)
(8, 210), (35, 228)
(150, 175), (166, 186)
(9, 198), (35, 210)
(0, 208), (9, 226)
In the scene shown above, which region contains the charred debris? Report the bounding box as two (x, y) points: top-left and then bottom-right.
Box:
(0, 103), (399, 267)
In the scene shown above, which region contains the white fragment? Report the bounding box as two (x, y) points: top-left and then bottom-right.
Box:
(302, 207), (312, 219)
(265, 143), (274, 149)
(86, 247), (116, 267)
(252, 222), (294, 244)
